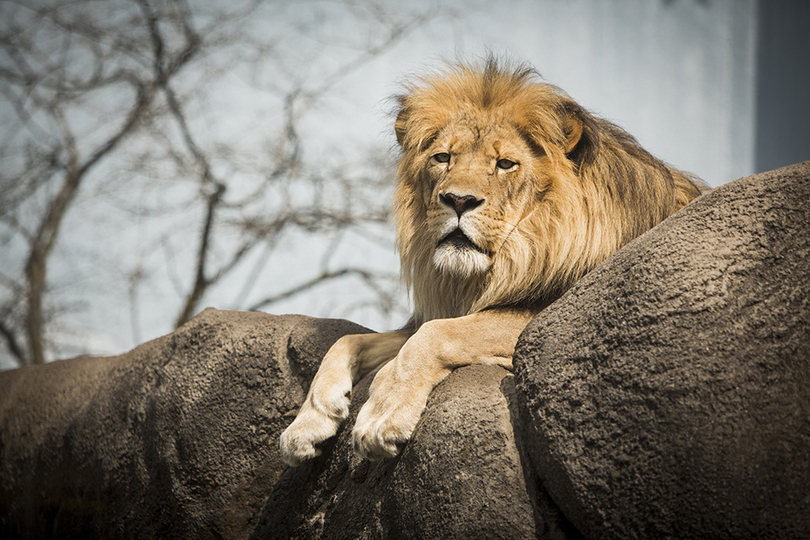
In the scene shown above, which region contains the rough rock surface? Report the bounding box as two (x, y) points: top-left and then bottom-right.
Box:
(0, 309), (372, 540)
(253, 364), (578, 540)
(0, 309), (576, 540)
(514, 161), (810, 539)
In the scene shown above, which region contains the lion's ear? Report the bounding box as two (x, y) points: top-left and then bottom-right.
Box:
(394, 106), (439, 152)
(562, 112), (584, 154)
(560, 101), (597, 164)
(395, 107), (409, 147)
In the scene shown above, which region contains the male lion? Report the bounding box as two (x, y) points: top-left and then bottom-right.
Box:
(280, 58), (706, 465)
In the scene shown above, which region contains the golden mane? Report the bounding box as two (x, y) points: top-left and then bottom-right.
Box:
(393, 59), (706, 326)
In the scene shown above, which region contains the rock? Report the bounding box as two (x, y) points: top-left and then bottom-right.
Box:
(253, 364), (579, 540)
(0, 309), (371, 540)
(514, 162), (810, 539)
(0, 309), (577, 540)
(5, 163), (808, 540)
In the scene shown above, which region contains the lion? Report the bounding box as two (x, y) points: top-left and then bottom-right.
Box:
(279, 58), (707, 465)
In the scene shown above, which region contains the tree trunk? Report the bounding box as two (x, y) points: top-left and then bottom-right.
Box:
(25, 168), (82, 364)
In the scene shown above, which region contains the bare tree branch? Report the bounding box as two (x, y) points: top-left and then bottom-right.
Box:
(5, 0), (202, 363)
(138, 0), (227, 328)
(0, 319), (26, 365)
(297, 10), (433, 115)
(174, 181), (224, 327)
(0, 0), (432, 366)
(247, 268), (376, 312)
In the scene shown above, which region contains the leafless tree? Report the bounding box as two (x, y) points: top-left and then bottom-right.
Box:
(0, 0), (437, 366)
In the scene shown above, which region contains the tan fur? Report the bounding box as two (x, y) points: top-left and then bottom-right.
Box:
(394, 58), (706, 326)
(279, 58), (707, 465)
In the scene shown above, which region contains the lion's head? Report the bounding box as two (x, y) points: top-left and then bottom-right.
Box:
(393, 58), (706, 326)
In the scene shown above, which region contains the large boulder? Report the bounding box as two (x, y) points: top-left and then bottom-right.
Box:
(252, 364), (577, 540)
(514, 161), (810, 539)
(0, 310), (576, 540)
(0, 309), (371, 540)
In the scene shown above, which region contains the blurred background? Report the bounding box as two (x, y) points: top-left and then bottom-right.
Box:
(1, 0), (808, 369)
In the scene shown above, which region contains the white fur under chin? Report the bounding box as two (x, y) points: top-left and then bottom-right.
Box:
(433, 244), (490, 277)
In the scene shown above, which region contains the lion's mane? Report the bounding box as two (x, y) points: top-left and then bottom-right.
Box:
(393, 59), (707, 326)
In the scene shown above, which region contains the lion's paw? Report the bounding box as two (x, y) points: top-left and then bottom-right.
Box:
(279, 377), (352, 466)
(351, 390), (425, 461)
(279, 408), (338, 466)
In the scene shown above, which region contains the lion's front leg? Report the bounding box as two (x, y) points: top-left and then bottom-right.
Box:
(278, 336), (353, 466)
(279, 330), (410, 466)
(352, 309), (534, 460)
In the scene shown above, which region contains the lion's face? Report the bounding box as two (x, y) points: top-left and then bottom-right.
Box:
(421, 117), (541, 278)
(393, 59), (705, 325)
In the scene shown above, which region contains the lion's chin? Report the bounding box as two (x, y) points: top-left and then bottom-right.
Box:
(433, 242), (491, 278)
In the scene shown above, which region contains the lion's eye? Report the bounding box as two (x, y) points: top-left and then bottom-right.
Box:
(433, 152), (451, 163)
(496, 158), (517, 170)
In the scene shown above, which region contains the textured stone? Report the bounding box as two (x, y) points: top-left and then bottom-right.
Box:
(254, 364), (578, 540)
(514, 162), (810, 539)
(0, 309), (370, 540)
(0, 309), (577, 540)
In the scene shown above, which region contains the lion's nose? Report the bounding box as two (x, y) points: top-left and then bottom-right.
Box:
(440, 192), (484, 218)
